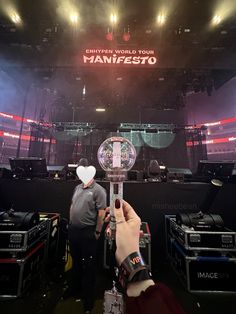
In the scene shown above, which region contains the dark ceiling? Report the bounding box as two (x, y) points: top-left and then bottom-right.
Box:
(0, 0), (235, 65)
(0, 0), (236, 115)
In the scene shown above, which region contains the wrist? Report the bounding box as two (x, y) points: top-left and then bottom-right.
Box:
(95, 230), (101, 235)
(127, 279), (155, 297)
(118, 252), (152, 290)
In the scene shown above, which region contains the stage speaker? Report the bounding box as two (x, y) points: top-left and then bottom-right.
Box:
(168, 168), (192, 181)
(9, 157), (48, 179)
(196, 160), (235, 181)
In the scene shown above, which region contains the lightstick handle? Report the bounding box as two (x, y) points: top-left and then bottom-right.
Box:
(109, 182), (123, 240)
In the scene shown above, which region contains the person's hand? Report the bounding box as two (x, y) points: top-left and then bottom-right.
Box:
(94, 232), (100, 240)
(114, 199), (141, 265)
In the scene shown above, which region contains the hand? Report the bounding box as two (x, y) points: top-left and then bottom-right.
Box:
(114, 200), (141, 265)
(94, 232), (100, 240)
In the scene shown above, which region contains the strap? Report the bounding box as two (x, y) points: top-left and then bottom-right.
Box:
(118, 251), (148, 289)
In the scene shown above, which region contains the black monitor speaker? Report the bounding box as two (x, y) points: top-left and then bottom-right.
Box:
(196, 160), (235, 180)
(9, 157), (48, 179)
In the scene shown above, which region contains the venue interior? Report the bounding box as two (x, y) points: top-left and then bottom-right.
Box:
(1, 0), (236, 313)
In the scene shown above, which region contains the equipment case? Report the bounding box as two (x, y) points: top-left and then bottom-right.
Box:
(0, 219), (48, 252)
(168, 216), (236, 252)
(39, 213), (60, 262)
(169, 238), (236, 293)
(0, 241), (45, 298)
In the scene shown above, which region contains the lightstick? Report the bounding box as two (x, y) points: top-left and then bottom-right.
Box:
(98, 136), (136, 239)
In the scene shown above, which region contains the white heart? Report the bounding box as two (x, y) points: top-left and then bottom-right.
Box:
(76, 166), (96, 184)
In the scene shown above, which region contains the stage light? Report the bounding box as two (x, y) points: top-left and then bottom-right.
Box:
(96, 108), (106, 112)
(110, 13), (118, 25)
(106, 29), (113, 41)
(82, 85), (86, 96)
(69, 12), (78, 24)
(2, 5), (22, 25)
(123, 27), (130, 42)
(212, 15), (222, 25)
(157, 13), (166, 26)
(10, 12), (21, 24)
(56, 2), (79, 26)
(211, 1), (236, 27)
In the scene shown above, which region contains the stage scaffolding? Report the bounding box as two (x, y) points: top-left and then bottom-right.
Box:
(28, 122), (207, 171)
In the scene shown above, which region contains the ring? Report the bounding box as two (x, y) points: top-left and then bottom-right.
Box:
(116, 220), (125, 224)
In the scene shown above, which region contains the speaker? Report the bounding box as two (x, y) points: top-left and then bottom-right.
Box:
(168, 168), (192, 180)
(196, 160), (235, 181)
(9, 157), (48, 179)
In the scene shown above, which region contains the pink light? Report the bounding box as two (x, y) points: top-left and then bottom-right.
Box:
(0, 131), (56, 143)
(3, 132), (20, 139)
(106, 31), (113, 41)
(0, 111), (45, 125)
(0, 113), (14, 119)
(123, 32), (130, 42)
(220, 117), (236, 125)
(203, 116), (236, 127)
(187, 136), (236, 146)
(204, 121), (221, 127)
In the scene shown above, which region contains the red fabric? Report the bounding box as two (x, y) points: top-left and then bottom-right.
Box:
(126, 283), (186, 314)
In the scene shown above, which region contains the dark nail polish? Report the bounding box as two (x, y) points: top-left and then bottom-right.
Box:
(115, 199), (120, 209)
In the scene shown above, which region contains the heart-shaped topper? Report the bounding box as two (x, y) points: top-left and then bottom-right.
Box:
(76, 166), (96, 185)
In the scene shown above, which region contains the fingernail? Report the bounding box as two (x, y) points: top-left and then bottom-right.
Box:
(115, 199), (120, 209)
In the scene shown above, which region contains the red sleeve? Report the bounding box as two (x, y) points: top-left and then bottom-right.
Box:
(125, 283), (187, 314)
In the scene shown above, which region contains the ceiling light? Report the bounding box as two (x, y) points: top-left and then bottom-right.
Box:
(69, 12), (78, 24)
(10, 12), (21, 24)
(96, 108), (106, 112)
(157, 14), (166, 26)
(212, 15), (222, 25)
(110, 13), (118, 25)
(82, 85), (86, 96)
